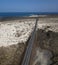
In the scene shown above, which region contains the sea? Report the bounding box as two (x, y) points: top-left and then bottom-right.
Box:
(0, 12), (58, 17)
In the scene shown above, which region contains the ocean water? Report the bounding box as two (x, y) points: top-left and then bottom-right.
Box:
(0, 12), (58, 17)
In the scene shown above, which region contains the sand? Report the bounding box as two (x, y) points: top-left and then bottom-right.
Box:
(0, 19), (36, 47)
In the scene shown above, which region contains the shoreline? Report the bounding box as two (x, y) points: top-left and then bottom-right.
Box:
(0, 14), (58, 21)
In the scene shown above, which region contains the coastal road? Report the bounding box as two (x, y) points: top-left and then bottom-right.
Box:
(21, 18), (38, 65)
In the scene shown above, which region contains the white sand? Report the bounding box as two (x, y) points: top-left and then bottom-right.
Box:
(0, 18), (58, 47)
(37, 20), (58, 32)
(0, 20), (35, 47)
